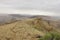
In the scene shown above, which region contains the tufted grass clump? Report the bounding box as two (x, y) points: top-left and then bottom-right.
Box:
(39, 32), (60, 40)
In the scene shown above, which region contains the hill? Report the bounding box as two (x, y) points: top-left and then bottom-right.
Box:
(0, 18), (44, 40)
(0, 17), (60, 40)
(0, 14), (60, 40)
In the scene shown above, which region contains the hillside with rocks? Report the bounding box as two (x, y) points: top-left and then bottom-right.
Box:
(0, 14), (60, 40)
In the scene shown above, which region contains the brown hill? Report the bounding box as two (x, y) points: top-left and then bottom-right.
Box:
(0, 17), (60, 40)
(0, 18), (44, 40)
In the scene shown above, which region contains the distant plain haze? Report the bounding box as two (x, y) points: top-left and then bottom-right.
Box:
(0, 0), (60, 16)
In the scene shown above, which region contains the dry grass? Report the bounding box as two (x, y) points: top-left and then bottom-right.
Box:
(0, 19), (44, 40)
(0, 18), (59, 40)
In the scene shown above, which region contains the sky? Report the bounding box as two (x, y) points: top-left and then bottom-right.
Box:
(0, 0), (60, 16)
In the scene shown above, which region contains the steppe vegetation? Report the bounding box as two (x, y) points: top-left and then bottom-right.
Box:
(0, 17), (60, 40)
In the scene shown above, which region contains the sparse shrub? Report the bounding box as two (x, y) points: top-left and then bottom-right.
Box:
(39, 32), (60, 40)
(53, 33), (60, 40)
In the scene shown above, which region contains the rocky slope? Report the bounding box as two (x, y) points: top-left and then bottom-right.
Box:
(0, 14), (60, 40)
(0, 17), (60, 40)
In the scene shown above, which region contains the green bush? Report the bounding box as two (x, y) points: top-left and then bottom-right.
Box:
(39, 32), (60, 40)
(54, 33), (60, 40)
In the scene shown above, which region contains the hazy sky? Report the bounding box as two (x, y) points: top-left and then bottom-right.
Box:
(0, 0), (60, 16)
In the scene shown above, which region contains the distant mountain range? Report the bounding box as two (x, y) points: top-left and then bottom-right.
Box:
(0, 14), (60, 24)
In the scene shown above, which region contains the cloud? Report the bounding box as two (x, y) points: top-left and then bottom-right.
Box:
(0, 0), (60, 16)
